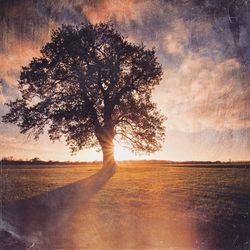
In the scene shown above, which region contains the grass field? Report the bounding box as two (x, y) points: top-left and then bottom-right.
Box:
(1, 162), (250, 249)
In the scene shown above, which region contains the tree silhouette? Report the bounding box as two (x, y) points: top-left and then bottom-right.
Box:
(3, 23), (165, 169)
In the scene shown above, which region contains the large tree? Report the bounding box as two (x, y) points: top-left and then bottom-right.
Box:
(3, 23), (165, 169)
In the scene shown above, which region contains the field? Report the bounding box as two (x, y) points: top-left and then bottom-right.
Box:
(1, 162), (250, 249)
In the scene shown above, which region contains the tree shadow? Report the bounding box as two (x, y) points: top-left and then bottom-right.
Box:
(0, 166), (115, 248)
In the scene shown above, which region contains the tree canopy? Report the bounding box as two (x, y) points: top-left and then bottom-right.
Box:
(3, 22), (165, 166)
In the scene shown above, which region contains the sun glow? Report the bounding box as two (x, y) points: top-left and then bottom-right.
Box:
(114, 141), (138, 161)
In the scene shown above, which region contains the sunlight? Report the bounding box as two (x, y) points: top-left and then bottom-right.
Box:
(114, 141), (138, 161)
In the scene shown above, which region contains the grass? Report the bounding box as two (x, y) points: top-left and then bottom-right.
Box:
(1, 164), (100, 205)
(1, 162), (250, 249)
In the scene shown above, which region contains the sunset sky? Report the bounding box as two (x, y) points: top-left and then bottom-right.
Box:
(0, 0), (249, 161)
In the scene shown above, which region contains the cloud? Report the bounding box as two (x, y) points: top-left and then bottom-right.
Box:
(164, 18), (190, 55)
(82, 0), (154, 24)
(155, 52), (250, 131)
(156, 128), (250, 161)
(0, 41), (42, 88)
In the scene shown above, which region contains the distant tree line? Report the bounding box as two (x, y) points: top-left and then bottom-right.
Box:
(0, 156), (92, 165)
(1, 157), (249, 167)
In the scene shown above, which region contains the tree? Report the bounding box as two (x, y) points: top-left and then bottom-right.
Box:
(31, 157), (40, 162)
(2, 23), (165, 170)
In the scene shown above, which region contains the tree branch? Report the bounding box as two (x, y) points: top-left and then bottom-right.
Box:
(76, 65), (100, 129)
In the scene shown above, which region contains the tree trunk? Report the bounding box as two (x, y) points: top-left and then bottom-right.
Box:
(96, 126), (117, 171)
(101, 139), (117, 170)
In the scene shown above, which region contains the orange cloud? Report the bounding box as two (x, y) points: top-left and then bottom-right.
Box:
(83, 0), (154, 24)
(0, 41), (42, 87)
(0, 19), (58, 88)
(164, 18), (189, 55)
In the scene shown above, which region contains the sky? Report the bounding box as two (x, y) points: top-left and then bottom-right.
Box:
(0, 0), (249, 162)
